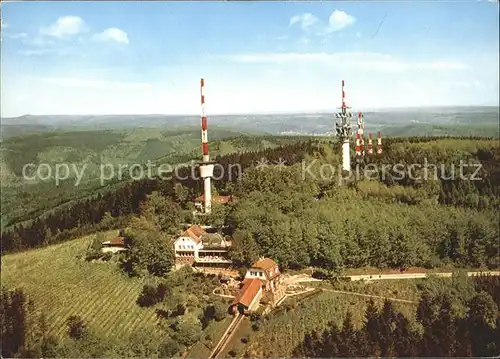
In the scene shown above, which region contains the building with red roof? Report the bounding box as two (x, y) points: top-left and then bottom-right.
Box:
(173, 225), (232, 267)
(194, 195), (236, 212)
(101, 237), (128, 254)
(230, 257), (286, 314)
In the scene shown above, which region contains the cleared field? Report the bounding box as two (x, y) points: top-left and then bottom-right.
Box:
(1, 231), (160, 340)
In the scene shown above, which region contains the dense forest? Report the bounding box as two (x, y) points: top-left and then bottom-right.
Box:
(2, 136), (499, 273)
(294, 275), (500, 357)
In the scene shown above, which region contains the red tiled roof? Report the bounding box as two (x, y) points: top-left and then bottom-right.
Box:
(189, 224), (206, 237)
(179, 225), (207, 244)
(180, 229), (201, 244)
(232, 278), (262, 308)
(107, 237), (125, 246)
(252, 258), (277, 271)
(252, 258), (280, 280)
(195, 195), (234, 204)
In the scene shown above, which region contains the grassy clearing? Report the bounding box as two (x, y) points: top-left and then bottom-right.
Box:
(1, 231), (160, 340)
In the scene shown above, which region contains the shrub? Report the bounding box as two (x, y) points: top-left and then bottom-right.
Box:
(66, 315), (86, 340)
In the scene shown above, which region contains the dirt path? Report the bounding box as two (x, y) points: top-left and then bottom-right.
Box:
(208, 314), (244, 359)
(320, 288), (418, 304)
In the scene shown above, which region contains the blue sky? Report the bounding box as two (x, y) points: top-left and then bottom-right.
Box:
(1, 1), (498, 116)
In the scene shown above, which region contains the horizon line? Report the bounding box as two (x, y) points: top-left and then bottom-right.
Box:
(3, 105), (498, 119)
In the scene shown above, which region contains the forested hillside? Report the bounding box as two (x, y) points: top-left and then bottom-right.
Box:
(292, 275), (500, 357)
(2, 136), (498, 273)
(2, 135), (499, 358)
(1, 128), (302, 229)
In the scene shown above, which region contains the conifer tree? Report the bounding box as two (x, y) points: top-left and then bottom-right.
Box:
(430, 294), (456, 356)
(363, 298), (381, 355)
(338, 312), (355, 357)
(378, 299), (396, 357)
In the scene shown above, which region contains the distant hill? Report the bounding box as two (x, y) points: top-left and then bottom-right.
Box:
(2, 107), (498, 138)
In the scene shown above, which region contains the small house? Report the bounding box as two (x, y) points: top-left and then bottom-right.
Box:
(194, 195), (235, 212)
(101, 237), (128, 254)
(230, 257), (286, 315)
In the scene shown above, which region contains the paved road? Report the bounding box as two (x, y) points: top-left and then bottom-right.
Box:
(346, 271), (500, 282)
(286, 271), (500, 284)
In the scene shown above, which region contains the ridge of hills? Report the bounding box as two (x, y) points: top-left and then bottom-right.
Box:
(1, 107), (498, 139)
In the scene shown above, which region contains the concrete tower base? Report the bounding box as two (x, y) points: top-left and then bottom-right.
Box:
(342, 140), (350, 172)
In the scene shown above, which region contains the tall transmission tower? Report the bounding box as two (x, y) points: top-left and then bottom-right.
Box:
(357, 112), (365, 157)
(335, 80), (353, 172)
(199, 78), (215, 214)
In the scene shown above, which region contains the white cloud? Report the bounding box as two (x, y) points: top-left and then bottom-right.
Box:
(290, 10), (356, 36)
(18, 48), (77, 57)
(40, 16), (87, 37)
(93, 28), (129, 44)
(226, 52), (468, 72)
(40, 77), (149, 90)
(289, 13), (319, 30)
(356, 32), (362, 38)
(325, 10), (356, 33)
(4, 33), (28, 39)
(298, 37), (310, 45)
(1, 21), (8, 29)
(32, 36), (55, 47)
(18, 49), (48, 56)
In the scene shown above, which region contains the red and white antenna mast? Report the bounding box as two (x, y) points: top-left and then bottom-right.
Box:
(357, 112), (365, 156)
(335, 80), (353, 172)
(201, 79), (209, 163)
(377, 131), (383, 154)
(367, 133), (373, 154)
(199, 78), (215, 214)
(355, 133), (361, 156)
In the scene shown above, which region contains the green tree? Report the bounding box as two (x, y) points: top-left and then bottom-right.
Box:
(142, 191), (182, 234)
(378, 299), (396, 357)
(66, 315), (86, 340)
(229, 229), (260, 267)
(363, 299), (381, 355)
(85, 233), (105, 261)
(466, 292), (498, 356)
(430, 294), (456, 356)
(159, 338), (180, 358)
(121, 217), (175, 277)
(338, 311), (355, 356)
(171, 314), (202, 347)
